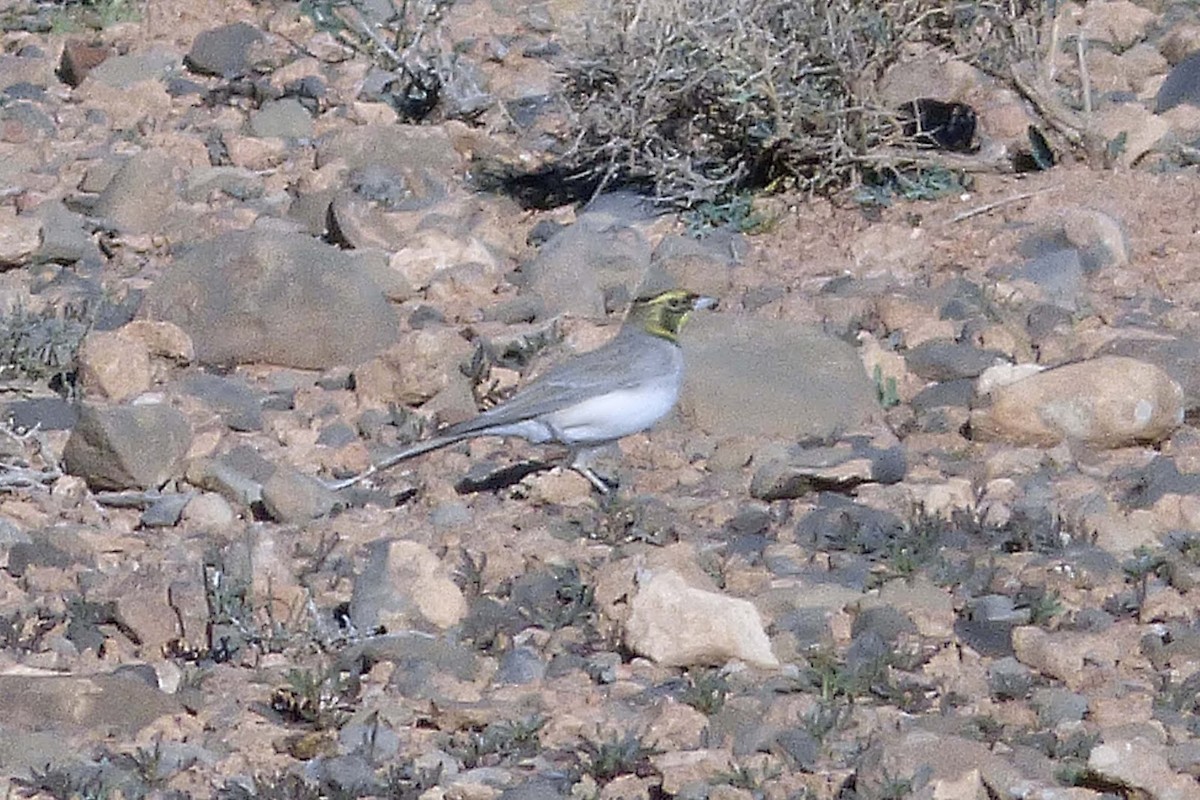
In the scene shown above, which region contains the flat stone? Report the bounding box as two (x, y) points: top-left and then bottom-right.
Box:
(261, 466), (336, 522)
(682, 315), (880, 441)
(184, 22), (264, 78)
(143, 230), (398, 369)
(0, 673), (180, 736)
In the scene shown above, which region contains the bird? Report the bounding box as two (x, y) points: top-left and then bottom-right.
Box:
(328, 289), (717, 493)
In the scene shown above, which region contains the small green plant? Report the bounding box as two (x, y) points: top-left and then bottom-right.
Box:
(575, 730), (662, 785)
(47, 0), (139, 32)
(803, 697), (852, 741)
(683, 194), (771, 236)
(378, 759), (444, 800)
(1022, 587), (1064, 628)
(680, 667), (728, 715)
(270, 666), (360, 729)
(855, 167), (968, 208)
(120, 738), (194, 792)
(450, 716), (546, 769)
(877, 770), (914, 799)
(13, 763), (108, 800)
(219, 771), (323, 800)
(873, 364), (901, 408)
(0, 304), (92, 395)
(713, 763), (782, 792)
(1105, 131), (1128, 164)
(1123, 546), (1169, 620)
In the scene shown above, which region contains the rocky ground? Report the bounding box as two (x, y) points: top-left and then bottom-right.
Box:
(5, 0), (1200, 798)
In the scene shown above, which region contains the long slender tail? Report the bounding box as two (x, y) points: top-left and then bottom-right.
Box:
(324, 432), (471, 491)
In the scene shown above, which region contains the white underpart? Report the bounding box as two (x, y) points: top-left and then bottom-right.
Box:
(545, 379), (681, 444)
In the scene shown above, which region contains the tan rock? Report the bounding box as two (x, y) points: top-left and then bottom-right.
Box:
(349, 539), (468, 631)
(0, 208), (40, 266)
(1012, 626), (1121, 690)
(224, 134), (288, 170)
(863, 577), (955, 639)
(180, 491), (237, 531)
(0, 673), (180, 736)
(1080, 0), (1155, 50)
(1088, 737), (1199, 800)
(388, 229), (498, 289)
(524, 468), (595, 507)
(1161, 24), (1200, 65)
(77, 329), (152, 402)
(120, 320), (195, 362)
(971, 357), (1183, 447)
(625, 569), (778, 668)
(354, 327), (476, 408)
(653, 750), (734, 796)
(1093, 104), (1170, 167)
(1062, 207), (1130, 268)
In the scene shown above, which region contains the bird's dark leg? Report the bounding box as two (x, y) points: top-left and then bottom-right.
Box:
(569, 448), (619, 494)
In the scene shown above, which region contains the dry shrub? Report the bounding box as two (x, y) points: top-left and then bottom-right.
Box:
(556, 0), (1047, 206)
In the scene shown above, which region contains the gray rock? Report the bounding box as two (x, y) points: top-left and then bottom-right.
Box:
(182, 166), (264, 202)
(62, 403), (192, 490)
(139, 492), (192, 527)
(0, 673), (180, 736)
(498, 779), (571, 800)
(177, 373), (263, 432)
(92, 150), (178, 234)
(905, 339), (1007, 381)
(1089, 736), (1198, 799)
(495, 645), (546, 685)
(339, 633), (480, 700)
(185, 22), (264, 78)
(954, 619), (1016, 658)
(0, 516), (27, 545)
(1157, 50), (1200, 113)
(910, 378), (975, 411)
(249, 97), (313, 139)
(1, 100), (54, 139)
(521, 213), (653, 319)
(7, 528), (93, 576)
(1017, 247), (1087, 309)
(185, 453), (269, 508)
(261, 467), (336, 523)
(1032, 687), (1088, 726)
(1062, 207), (1130, 270)
(752, 442), (905, 501)
(682, 315), (879, 441)
(3, 397), (79, 431)
(143, 230), (398, 369)
(987, 656), (1033, 700)
(967, 594), (1030, 624)
(33, 202), (97, 264)
(87, 48), (179, 88)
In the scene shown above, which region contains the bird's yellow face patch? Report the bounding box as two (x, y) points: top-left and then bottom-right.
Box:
(632, 289), (714, 341)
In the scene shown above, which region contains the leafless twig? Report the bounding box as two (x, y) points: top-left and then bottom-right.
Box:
(951, 186), (1061, 223)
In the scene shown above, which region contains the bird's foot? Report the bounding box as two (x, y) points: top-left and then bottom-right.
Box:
(322, 464), (377, 492)
(572, 464), (619, 494)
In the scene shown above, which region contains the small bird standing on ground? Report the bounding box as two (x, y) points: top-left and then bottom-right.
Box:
(330, 289), (717, 493)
